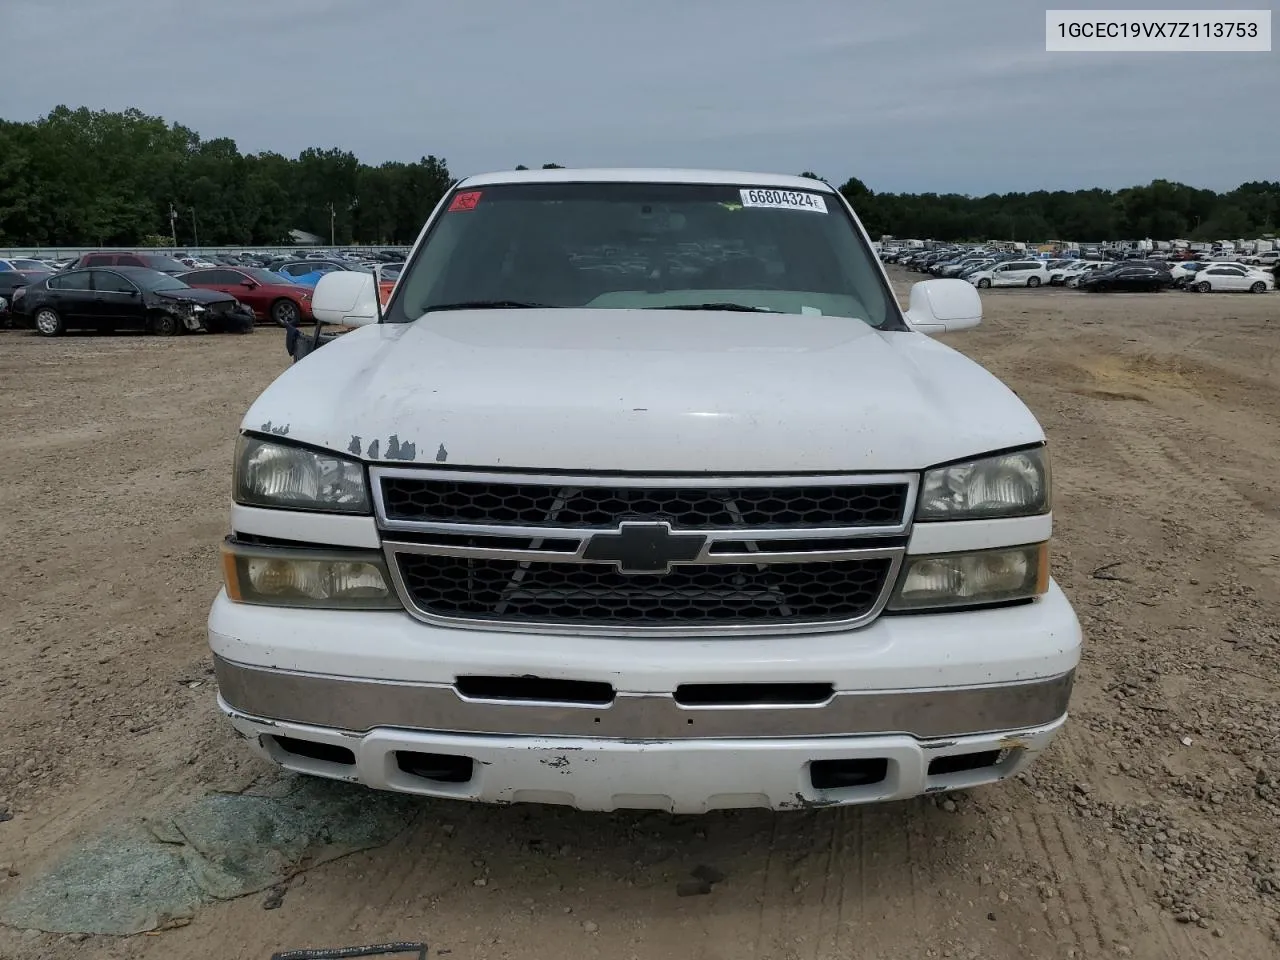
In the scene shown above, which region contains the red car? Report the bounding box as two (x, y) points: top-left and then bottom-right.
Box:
(177, 267), (313, 327)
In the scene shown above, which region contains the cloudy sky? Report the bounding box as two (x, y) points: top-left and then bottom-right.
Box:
(3, 0), (1274, 193)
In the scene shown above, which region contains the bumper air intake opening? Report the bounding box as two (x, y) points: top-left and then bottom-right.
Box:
(270, 736), (355, 767)
(809, 757), (889, 790)
(396, 751), (475, 784)
(675, 682), (835, 706)
(928, 750), (1003, 777)
(455, 675), (615, 706)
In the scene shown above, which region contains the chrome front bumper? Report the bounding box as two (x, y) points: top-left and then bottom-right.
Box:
(213, 655), (1074, 741)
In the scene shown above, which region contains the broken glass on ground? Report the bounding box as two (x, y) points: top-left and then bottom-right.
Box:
(0, 778), (420, 935)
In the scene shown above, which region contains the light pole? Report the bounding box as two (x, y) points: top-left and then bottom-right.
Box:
(169, 204), (178, 247)
(329, 202), (336, 246)
(191, 208), (199, 249)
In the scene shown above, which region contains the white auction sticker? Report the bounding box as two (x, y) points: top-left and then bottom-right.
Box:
(739, 189), (828, 213)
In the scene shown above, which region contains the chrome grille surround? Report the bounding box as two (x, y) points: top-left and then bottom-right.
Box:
(371, 468), (918, 637)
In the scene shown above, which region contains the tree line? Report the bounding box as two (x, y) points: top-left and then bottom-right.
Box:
(825, 175), (1279, 244)
(0, 106), (1275, 248)
(0, 107), (453, 248)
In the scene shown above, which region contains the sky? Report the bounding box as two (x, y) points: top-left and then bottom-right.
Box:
(2, 0), (1275, 194)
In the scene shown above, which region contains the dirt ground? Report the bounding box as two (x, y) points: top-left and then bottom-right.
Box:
(1, 274), (1278, 960)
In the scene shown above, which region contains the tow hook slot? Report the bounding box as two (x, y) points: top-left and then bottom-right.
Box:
(675, 683), (834, 706)
(455, 675), (616, 706)
(270, 736), (356, 767)
(396, 751), (475, 784)
(809, 758), (889, 789)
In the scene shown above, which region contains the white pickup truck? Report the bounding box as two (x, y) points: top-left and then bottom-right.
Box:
(209, 168), (1081, 814)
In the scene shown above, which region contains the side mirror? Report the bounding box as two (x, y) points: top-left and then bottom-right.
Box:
(904, 279), (982, 336)
(311, 270), (378, 327)
(241, 279), (258, 289)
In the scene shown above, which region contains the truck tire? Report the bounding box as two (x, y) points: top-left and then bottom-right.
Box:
(34, 307), (64, 336)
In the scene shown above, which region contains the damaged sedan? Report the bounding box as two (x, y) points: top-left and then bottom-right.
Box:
(15, 266), (255, 337)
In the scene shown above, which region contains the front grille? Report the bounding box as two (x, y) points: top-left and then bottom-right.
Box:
(375, 468), (915, 634)
(380, 477), (909, 529)
(395, 555), (892, 628)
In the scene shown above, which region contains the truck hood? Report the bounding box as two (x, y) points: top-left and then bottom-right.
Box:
(243, 309), (1044, 472)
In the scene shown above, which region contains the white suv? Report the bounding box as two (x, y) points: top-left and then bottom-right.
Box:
(208, 168), (1081, 814)
(967, 260), (1052, 289)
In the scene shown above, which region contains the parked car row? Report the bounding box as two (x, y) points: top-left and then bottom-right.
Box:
(1, 247), (410, 332)
(891, 249), (1063, 288)
(1064, 260), (1273, 293)
(886, 246), (1274, 294)
(54, 250), (405, 289)
(893, 248), (1057, 281)
(172, 248), (406, 287)
(7, 266), (257, 336)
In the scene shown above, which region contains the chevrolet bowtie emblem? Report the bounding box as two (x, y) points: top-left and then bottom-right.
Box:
(581, 521), (708, 574)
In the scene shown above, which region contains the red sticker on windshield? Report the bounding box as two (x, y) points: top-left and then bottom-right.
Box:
(448, 191), (482, 212)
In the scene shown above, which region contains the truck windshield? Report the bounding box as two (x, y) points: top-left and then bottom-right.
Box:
(389, 181), (903, 329)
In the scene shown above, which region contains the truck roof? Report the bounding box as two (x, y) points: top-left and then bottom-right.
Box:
(457, 168), (838, 191)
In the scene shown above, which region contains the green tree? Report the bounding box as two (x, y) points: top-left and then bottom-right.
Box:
(0, 105), (455, 246)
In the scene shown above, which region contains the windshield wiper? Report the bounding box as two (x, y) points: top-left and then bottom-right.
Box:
(649, 302), (780, 313)
(422, 299), (548, 313)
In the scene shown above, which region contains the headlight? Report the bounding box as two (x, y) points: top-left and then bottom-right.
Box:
(888, 543), (1048, 612)
(221, 540), (400, 609)
(234, 435), (369, 513)
(917, 447), (1050, 521)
